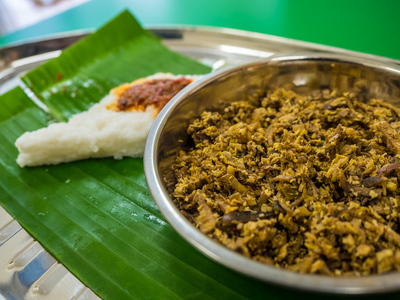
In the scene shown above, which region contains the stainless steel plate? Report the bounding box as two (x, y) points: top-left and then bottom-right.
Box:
(1, 26), (400, 299)
(2, 26), (400, 94)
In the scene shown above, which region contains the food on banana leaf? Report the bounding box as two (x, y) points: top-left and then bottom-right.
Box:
(15, 73), (201, 167)
(172, 87), (400, 276)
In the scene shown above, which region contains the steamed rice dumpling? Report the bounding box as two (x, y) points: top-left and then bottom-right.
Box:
(15, 73), (201, 167)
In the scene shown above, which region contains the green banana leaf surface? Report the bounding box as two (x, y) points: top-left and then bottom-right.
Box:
(0, 10), (396, 300)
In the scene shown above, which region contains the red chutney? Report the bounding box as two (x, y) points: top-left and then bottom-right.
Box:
(117, 78), (193, 112)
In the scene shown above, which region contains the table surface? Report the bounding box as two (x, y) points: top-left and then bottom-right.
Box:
(1, 1), (400, 299)
(1, 0), (400, 61)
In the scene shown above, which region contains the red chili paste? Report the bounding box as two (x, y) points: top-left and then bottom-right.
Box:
(117, 78), (193, 112)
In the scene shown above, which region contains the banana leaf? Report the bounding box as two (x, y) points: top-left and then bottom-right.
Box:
(0, 10), (390, 300)
(21, 10), (209, 121)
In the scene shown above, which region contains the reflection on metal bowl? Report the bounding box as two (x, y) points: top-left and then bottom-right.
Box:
(144, 53), (400, 294)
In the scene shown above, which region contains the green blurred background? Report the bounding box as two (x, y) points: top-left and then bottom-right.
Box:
(1, 0), (399, 60)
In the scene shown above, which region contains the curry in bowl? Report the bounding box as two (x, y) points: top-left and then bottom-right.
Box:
(170, 87), (400, 276)
(145, 54), (400, 293)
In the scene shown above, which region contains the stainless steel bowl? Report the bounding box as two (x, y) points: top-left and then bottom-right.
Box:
(144, 53), (400, 295)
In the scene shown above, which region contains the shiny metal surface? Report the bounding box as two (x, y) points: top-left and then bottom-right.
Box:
(2, 26), (400, 93)
(2, 27), (400, 299)
(0, 208), (99, 300)
(144, 53), (400, 295)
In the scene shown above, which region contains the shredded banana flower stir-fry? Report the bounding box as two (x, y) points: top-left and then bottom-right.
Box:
(171, 88), (400, 276)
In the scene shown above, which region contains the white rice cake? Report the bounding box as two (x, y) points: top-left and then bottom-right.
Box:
(15, 73), (201, 167)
